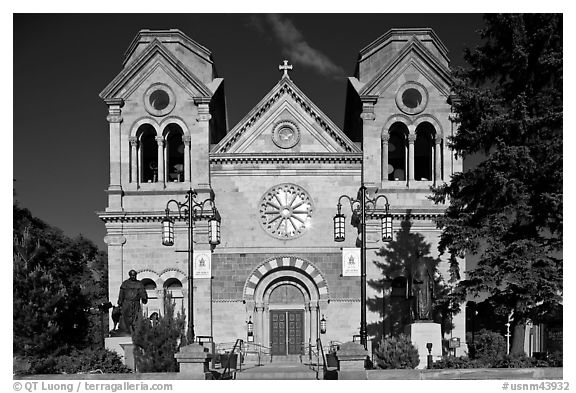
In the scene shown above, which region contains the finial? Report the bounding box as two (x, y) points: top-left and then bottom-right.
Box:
(279, 60), (293, 79)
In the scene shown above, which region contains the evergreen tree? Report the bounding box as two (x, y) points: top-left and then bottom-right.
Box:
(430, 14), (562, 355)
(132, 292), (187, 372)
(13, 204), (109, 357)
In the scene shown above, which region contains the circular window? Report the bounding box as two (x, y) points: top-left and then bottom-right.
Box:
(259, 184), (313, 239)
(396, 82), (428, 115)
(402, 88), (422, 109)
(149, 89), (170, 111)
(144, 84), (175, 116)
(272, 120), (300, 149)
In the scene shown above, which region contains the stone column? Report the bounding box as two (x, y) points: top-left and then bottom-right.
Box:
(407, 126), (416, 184)
(309, 302), (318, 345)
(105, 99), (124, 210)
(155, 136), (165, 185)
(381, 132), (390, 182)
(254, 303), (264, 345)
(193, 97), (212, 190)
(129, 136), (138, 185)
(360, 96), (379, 189)
(262, 303), (270, 349)
(183, 134), (192, 184)
(103, 233), (126, 332)
(434, 135), (442, 183)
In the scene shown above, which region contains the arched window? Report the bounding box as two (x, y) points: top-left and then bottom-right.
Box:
(163, 124), (184, 182)
(388, 122), (408, 181)
(141, 278), (157, 299)
(164, 278), (183, 298)
(415, 122), (435, 181)
(137, 124), (157, 183)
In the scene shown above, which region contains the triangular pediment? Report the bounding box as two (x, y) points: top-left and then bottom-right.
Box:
(359, 38), (452, 97)
(100, 39), (212, 100)
(212, 78), (360, 155)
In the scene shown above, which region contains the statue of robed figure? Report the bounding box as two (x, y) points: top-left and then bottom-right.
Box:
(410, 258), (434, 321)
(116, 269), (148, 334)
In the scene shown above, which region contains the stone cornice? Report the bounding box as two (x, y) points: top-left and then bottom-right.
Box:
(97, 210), (214, 224)
(359, 28), (449, 63)
(367, 208), (445, 221)
(359, 37), (453, 97)
(123, 29), (213, 67)
(210, 152), (362, 165)
(100, 38), (212, 101)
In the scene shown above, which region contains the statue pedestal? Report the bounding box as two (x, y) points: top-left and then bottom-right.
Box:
(405, 321), (442, 369)
(105, 336), (135, 370)
(174, 343), (212, 379)
(335, 341), (368, 380)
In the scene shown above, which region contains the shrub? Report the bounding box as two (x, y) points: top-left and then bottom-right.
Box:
(431, 356), (484, 369)
(14, 349), (131, 375)
(468, 329), (506, 362)
(132, 292), (186, 372)
(374, 334), (419, 369)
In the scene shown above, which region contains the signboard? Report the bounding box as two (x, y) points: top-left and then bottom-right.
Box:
(193, 251), (211, 279)
(449, 337), (461, 349)
(342, 248), (361, 277)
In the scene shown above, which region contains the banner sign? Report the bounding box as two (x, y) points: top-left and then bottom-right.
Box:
(342, 248), (361, 277)
(193, 251), (211, 279)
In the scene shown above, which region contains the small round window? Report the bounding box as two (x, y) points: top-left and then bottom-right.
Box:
(402, 88), (422, 109)
(144, 84), (175, 116)
(396, 82), (428, 115)
(149, 89), (170, 111)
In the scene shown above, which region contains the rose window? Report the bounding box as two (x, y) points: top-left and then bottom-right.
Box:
(259, 184), (313, 239)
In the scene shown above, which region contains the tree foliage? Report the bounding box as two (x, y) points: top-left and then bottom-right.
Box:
(132, 292), (187, 372)
(13, 204), (108, 358)
(367, 218), (457, 340)
(430, 14), (562, 354)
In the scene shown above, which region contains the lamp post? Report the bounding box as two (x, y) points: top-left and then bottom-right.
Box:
(161, 188), (221, 343)
(334, 184), (392, 349)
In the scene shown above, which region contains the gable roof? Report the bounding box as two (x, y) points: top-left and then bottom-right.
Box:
(100, 38), (212, 100)
(212, 76), (361, 154)
(358, 36), (453, 97)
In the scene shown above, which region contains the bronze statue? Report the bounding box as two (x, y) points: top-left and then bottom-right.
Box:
(411, 260), (434, 321)
(117, 269), (148, 333)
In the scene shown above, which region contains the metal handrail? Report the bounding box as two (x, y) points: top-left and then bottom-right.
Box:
(219, 338), (243, 379)
(242, 342), (273, 365)
(317, 337), (328, 375)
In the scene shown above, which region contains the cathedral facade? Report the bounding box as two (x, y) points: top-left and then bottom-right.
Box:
(98, 28), (466, 358)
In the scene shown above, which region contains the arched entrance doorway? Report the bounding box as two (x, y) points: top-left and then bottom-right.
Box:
(243, 256), (330, 356)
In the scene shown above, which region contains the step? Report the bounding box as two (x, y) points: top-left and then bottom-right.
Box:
(236, 362), (318, 380)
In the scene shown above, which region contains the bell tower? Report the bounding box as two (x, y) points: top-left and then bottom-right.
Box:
(344, 28), (466, 360)
(98, 29), (227, 350)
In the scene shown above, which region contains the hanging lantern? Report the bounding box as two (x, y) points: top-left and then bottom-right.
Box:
(381, 207), (393, 242)
(320, 315), (327, 334)
(334, 204), (345, 242)
(208, 208), (221, 246)
(247, 316), (254, 342)
(162, 211), (175, 246)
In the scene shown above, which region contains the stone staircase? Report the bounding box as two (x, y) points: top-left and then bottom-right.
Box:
(236, 355), (318, 380)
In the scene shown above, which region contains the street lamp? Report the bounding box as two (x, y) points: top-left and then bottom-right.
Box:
(247, 316), (254, 342)
(334, 185), (392, 349)
(161, 188), (221, 342)
(320, 315), (327, 335)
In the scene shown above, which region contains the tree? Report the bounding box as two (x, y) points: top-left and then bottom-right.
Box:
(430, 14), (562, 355)
(13, 204), (109, 357)
(367, 218), (457, 342)
(132, 292), (187, 372)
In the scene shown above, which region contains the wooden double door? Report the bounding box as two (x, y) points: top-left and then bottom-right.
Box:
(270, 310), (304, 355)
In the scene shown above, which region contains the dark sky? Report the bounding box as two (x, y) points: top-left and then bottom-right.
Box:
(13, 14), (484, 250)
